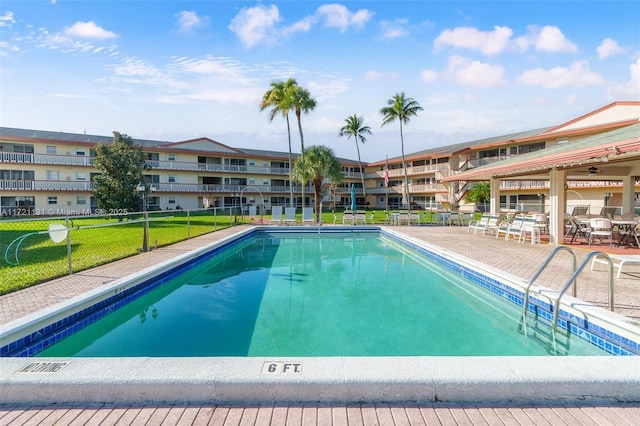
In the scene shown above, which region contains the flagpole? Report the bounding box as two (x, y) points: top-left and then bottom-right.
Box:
(385, 155), (389, 212)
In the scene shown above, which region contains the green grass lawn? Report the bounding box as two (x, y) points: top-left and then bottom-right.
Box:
(0, 211), (236, 295)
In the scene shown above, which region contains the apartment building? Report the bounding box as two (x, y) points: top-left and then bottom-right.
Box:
(1, 101), (638, 217)
(365, 101), (640, 213)
(0, 129), (363, 216)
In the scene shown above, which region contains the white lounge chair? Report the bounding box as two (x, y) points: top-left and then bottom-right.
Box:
(270, 206), (283, 225)
(283, 207), (297, 225)
(302, 207), (314, 224)
(467, 213), (489, 233)
(590, 254), (640, 279)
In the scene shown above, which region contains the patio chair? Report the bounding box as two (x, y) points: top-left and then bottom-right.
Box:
(302, 207), (314, 224)
(477, 214), (502, 235)
(270, 206), (283, 225)
(397, 210), (410, 225)
(518, 216), (541, 244)
(409, 211), (421, 226)
(467, 213), (489, 233)
(588, 218), (613, 246)
(590, 254), (640, 279)
(532, 213), (548, 235)
(283, 207), (297, 225)
(342, 210), (355, 225)
(355, 210), (367, 225)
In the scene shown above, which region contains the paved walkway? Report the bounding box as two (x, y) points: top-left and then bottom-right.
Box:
(1, 224), (639, 425)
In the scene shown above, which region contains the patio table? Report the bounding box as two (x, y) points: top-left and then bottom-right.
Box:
(611, 219), (640, 247)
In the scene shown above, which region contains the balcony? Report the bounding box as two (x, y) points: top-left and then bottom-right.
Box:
(367, 183), (446, 195)
(0, 180), (93, 191)
(0, 152), (95, 166)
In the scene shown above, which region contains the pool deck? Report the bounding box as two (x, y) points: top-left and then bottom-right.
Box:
(1, 224), (639, 425)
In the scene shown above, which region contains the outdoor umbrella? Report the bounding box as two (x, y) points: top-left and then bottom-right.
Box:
(350, 184), (357, 210)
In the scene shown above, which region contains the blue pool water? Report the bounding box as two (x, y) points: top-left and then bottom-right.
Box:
(33, 231), (609, 357)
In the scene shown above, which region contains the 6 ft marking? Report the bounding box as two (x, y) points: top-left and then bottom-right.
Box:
(262, 362), (302, 374)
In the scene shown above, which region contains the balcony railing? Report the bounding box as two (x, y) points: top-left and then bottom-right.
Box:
(0, 180), (357, 195)
(367, 183), (446, 195)
(0, 180), (94, 191)
(0, 152), (95, 166)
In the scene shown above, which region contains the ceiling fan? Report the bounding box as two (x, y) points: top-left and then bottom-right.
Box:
(587, 166), (599, 175)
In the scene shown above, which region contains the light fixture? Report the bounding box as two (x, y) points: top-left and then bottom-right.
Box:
(613, 146), (621, 155)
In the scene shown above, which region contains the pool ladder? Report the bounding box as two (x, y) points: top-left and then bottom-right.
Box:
(521, 247), (615, 350)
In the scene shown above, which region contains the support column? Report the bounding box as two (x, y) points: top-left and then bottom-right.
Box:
(490, 178), (500, 214)
(621, 175), (635, 215)
(548, 168), (567, 245)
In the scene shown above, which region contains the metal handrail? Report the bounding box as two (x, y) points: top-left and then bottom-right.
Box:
(549, 252), (614, 335)
(521, 246), (577, 335)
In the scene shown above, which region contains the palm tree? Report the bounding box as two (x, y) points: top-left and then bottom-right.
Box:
(260, 78), (297, 207)
(380, 92), (423, 209)
(466, 181), (491, 209)
(290, 86), (316, 208)
(291, 145), (343, 223)
(338, 114), (372, 201)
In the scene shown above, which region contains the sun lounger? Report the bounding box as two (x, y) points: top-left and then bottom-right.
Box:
(270, 206), (283, 225)
(355, 210), (367, 225)
(302, 207), (314, 224)
(590, 254), (640, 279)
(467, 213), (489, 233)
(283, 207), (297, 225)
(409, 211), (421, 225)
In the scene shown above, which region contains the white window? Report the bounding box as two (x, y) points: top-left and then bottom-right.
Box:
(46, 146), (57, 154)
(249, 178), (255, 185)
(263, 180), (269, 185)
(167, 153), (176, 161)
(168, 175), (176, 183)
(48, 196), (58, 205)
(249, 160), (255, 166)
(46, 170), (59, 180)
(168, 196), (179, 204)
(556, 138), (569, 145)
(77, 196), (87, 205)
(76, 172), (87, 180)
(76, 149), (86, 156)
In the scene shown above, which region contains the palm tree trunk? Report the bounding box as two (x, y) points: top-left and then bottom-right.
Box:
(355, 142), (366, 204)
(296, 112), (305, 208)
(286, 115), (294, 208)
(400, 121), (410, 209)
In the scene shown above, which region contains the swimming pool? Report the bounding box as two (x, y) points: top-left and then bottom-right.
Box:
(32, 232), (606, 357)
(1, 226), (639, 404)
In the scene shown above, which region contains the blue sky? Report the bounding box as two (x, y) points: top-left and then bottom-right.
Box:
(1, 1), (638, 162)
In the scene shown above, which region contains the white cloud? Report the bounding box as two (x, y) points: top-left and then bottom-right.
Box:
(364, 70), (383, 81)
(0, 40), (20, 56)
(0, 11), (16, 27)
(516, 25), (577, 53)
(446, 55), (505, 88)
(420, 69), (438, 83)
(607, 58), (640, 99)
(315, 4), (373, 32)
(434, 26), (513, 55)
(176, 11), (206, 34)
(380, 18), (409, 39)
(597, 38), (623, 59)
(228, 4), (281, 48)
(64, 21), (117, 40)
(517, 61), (605, 89)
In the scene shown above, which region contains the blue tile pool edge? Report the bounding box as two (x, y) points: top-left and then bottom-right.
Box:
(1, 225), (638, 357)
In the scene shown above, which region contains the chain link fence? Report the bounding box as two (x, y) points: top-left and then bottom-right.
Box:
(0, 207), (249, 295)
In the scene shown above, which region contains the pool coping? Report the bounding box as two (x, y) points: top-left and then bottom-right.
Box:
(1, 225), (639, 405)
